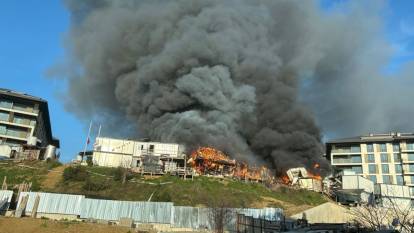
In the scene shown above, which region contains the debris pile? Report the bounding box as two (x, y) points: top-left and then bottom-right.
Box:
(283, 167), (323, 192)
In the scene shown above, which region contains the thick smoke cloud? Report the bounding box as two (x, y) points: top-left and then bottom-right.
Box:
(57, 0), (413, 172)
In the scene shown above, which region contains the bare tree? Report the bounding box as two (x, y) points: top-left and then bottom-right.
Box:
(350, 204), (391, 231)
(350, 197), (414, 232)
(207, 198), (234, 233)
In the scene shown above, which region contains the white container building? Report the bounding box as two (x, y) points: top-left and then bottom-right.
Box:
(92, 137), (186, 168)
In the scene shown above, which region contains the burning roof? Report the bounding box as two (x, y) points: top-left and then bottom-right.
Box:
(188, 147), (273, 182)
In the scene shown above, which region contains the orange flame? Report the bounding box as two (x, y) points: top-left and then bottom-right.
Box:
(307, 171), (322, 181)
(189, 147), (273, 182)
(281, 175), (290, 184)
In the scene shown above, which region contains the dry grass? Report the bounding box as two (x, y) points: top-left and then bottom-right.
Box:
(0, 217), (131, 233)
(41, 165), (68, 190)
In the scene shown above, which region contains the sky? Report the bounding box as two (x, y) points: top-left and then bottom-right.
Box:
(1, 0), (413, 162)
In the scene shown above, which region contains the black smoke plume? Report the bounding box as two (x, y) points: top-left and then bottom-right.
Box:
(56, 0), (413, 173)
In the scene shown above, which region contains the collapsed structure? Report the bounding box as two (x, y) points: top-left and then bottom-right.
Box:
(0, 89), (59, 160)
(283, 167), (323, 192)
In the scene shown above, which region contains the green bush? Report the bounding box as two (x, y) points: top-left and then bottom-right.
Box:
(112, 167), (133, 183)
(63, 166), (88, 182)
(83, 177), (109, 191)
(46, 159), (62, 170)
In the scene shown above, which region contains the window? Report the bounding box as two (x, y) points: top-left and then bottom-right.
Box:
(12, 102), (33, 113)
(407, 143), (414, 151)
(396, 175), (404, 185)
(0, 112), (8, 121)
(409, 164), (414, 172)
(393, 143), (400, 152)
(381, 164), (389, 173)
(382, 175), (392, 184)
(13, 115), (34, 126)
(380, 153), (389, 163)
(395, 164), (403, 173)
(379, 143), (387, 152)
(367, 154), (375, 163)
(149, 145), (154, 151)
(351, 155), (362, 163)
(368, 175), (377, 183)
(350, 145), (361, 153)
(411, 176), (414, 184)
(410, 187), (414, 196)
(369, 164), (377, 174)
(408, 154), (414, 161)
(0, 125), (5, 134)
(352, 166), (363, 174)
(0, 100), (12, 109)
(394, 153), (401, 162)
(366, 144), (374, 153)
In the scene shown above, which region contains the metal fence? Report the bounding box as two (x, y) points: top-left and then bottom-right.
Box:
(236, 214), (284, 233)
(16, 191), (283, 230)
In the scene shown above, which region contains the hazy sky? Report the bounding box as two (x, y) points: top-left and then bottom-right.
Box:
(1, 0), (413, 162)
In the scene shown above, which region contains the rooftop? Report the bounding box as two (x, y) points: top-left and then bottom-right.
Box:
(327, 132), (414, 144)
(0, 88), (46, 103)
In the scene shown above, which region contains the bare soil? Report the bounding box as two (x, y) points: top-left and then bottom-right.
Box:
(41, 165), (67, 190)
(0, 217), (131, 233)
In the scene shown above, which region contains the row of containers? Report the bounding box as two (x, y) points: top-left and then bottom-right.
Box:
(0, 190), (283, 230)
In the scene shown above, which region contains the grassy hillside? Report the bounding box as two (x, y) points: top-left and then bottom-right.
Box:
(0, 162), (326, 211)
(0, 160), (59, 191)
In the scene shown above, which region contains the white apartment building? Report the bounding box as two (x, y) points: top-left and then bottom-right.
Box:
(0, 88), (59, 154)
(92, 137), (186, 168)
(326, 132), (414, 194)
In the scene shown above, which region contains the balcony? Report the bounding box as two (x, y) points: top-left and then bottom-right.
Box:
(0, 101), (38, 116)
(332, 155), (362, 165)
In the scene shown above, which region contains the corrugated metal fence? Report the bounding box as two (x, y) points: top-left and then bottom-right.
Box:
(17, 192), (83, 215)
(0, 190), (13, 211)
(81, 198), (173, 223)
(16, 192), (283, 230)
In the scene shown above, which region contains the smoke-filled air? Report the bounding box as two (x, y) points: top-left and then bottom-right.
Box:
(56, 0), (414, 173)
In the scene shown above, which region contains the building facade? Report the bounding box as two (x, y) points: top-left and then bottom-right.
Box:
(0, 88), (59, 151)
(92, 137), (186, 168)
(326, 133), (414, 194)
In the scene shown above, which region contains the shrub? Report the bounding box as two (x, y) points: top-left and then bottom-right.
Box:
(112, 167), (133, 183)
(83, 177), (109, 191)
(63, 166), (88, 182)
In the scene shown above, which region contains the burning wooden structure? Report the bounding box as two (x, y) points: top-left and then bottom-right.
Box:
(188, 147), (273, 182)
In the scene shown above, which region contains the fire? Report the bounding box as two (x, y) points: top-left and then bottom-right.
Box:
(308, 171), (322, 181)
(189, 147), (273, 182)
(189, 147), (236, 175)
(281, 175), (290, 184)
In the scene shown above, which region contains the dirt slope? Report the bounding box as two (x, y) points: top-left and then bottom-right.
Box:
(41, 165), (66, 190)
